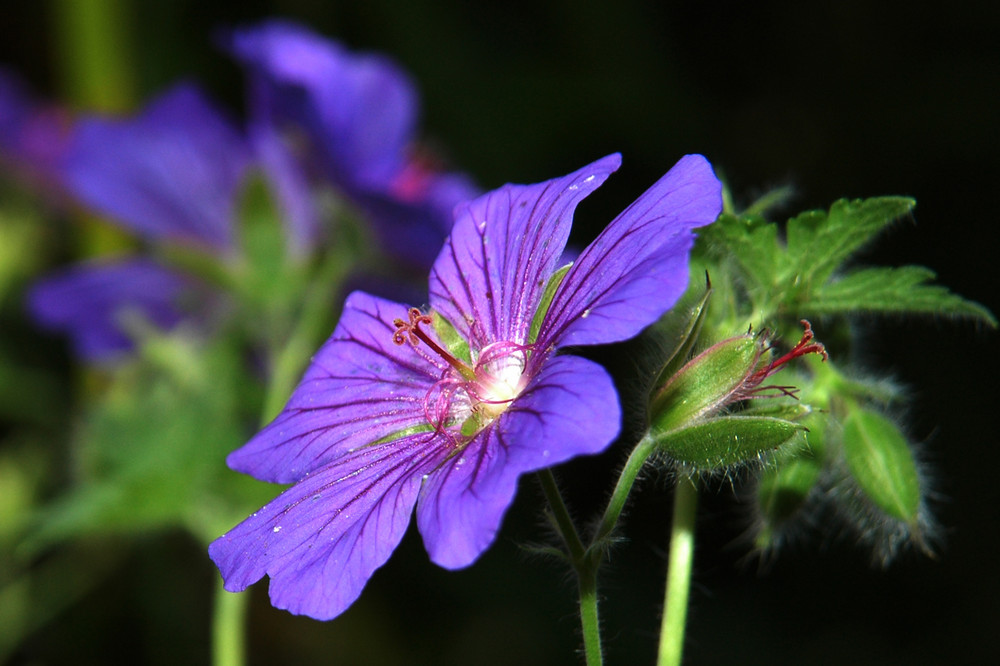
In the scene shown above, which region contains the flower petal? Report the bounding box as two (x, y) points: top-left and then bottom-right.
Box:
(539, 154), (722, 348)
(61, 84), (250, 251)
(417, 354), (620, 568)
(210, 435), (442, 620)
(225, 20), (417, 192)
(27, 259), (203, 361)
(0, 67), (71, 183)
(428, 154), (621, 350)
(227, 291), (448, 484)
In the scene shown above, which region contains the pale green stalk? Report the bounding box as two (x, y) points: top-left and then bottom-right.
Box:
(657, 478), (698, 666)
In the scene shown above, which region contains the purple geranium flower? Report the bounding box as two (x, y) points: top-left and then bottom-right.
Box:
(26, 84), (256, 361)
(223, 20), (478, 268)
(209, 153), (722, 620)
(61, 83), (252, 252)
(28, 259), (210, 360)
(0, 67), (72, 186)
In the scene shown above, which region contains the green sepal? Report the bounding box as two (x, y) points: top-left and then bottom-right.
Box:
(652, 415), (804, 471)
(650, 335), (760, 432)
(431, 311), (472, 365)
(651, 276), (713, 388)
(841, 409), (921, 523)
(528, 263), (571, 345)
(369, 422), (438, 447)
(754, 430), (824, 548)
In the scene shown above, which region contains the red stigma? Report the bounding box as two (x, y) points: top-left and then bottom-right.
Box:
(764, 320), (828, 371)
(392, 308), (476, 381)
(743, 320), (827, 399)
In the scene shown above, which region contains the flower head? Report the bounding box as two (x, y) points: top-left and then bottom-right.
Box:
(0, 67), (72, 186)
(24, 84), (252, 362)
(223, 20), (478, 267)
(60, 83), (252, 252)
(209, 153), (722, 619)
(28, 259), (211, 360)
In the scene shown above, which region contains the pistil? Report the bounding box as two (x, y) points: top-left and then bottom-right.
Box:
(393, 308), (478, 382)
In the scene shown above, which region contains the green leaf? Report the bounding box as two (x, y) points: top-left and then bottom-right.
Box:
(652, 415), (804, 471)
(702, 213), (781, 289)
(841, 409), (921, 523)
(807, 266), (997, 324)
(784, 197), (915, 292)
(23, 333), (272, 552)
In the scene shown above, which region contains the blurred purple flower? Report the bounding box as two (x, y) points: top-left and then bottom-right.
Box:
(27, 84), (256, 361)
(0, 67), (72, 186)
(223, 19), (478, 267)
(209, 153), (722, 620)
(28, 259), (210, 360)
(61, 83), (252, 252)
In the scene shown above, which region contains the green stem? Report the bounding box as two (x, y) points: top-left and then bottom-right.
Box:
(537, 470), (602, 665)
(657, 478), (698, 666)
(211, 579), (248, 666)
(577, 568), (603, 666)
(538, 469), (585, 560)
(593, 432), (658, 546)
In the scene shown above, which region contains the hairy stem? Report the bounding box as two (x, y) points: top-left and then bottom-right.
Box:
(538, 470), (602, 665)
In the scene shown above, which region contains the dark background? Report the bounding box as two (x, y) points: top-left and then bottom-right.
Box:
(2, 1), (997, 664)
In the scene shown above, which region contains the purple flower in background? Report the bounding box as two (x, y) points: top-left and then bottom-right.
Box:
(209, 153), (722, 620)
(223, 20), (478, 267)
(0, 67), (72, 186)
(28, 260), (210, 360)
(27, 84), (254, 361)
(61, 83), (252, 252)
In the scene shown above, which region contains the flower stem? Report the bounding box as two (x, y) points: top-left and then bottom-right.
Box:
(657, 477), (698, 666)
(211, 579), (248, 666)
(537, 470), (602, 665)
(577, 568), (603, 666)
(593, 432), (658, 546)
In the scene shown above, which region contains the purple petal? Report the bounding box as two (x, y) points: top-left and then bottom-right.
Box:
(417, 354), (620, 568)
(210, 435), (443, 620)
(353, 168), (479, 270)
(225, 20), (417, 192)
(248, 115), (322, 254)
(0, 67), (71, 183)
(428, 154), (621, 350)
(539, 154), (722, 348)
(27, 259), (202, 361)
(227, 291), (448, 484)
(60, 84), (251, 251)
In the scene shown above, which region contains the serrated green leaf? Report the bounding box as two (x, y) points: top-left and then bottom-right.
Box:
(652, 415), (804, 471)
(806, 266), (997, 324)
(703, 213), (781, 289)
(841, 409), (921, 523)
(784, 197), (915, 291)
